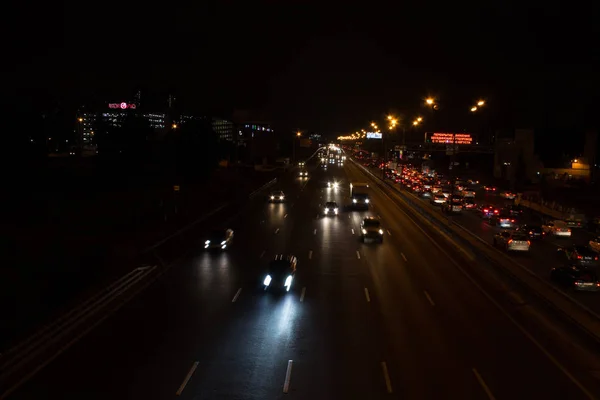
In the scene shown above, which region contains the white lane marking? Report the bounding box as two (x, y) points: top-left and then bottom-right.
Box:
(283, 360), (294, 393)
(356, 250), (361, 259)
(284, 213), (288, 218)
(231, 288), (242, 303)
(260, 250), (266, 258)
(364, 288), (371, 302)
(400, 252), (407, 262)
(176, 361), (199, 395)
(424, 290), (435, 306)
(472, 368), (496, 400)
(351, 228), (355, 235)
(275, 228), (280, 234)
(387, 229), (392, 236)
(308, 250), (313, 260)
(381, 361), (393, 393)
(300, 287), (306, 302)
(313, 229), (317, 235)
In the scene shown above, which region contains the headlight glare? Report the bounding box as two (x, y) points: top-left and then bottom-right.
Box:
(285, 275), (293, 288)
(205, 240), (210, 245)
(264, 275), (272, 286)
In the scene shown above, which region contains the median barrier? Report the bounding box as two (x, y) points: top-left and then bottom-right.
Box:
(350, 158), (600, 343)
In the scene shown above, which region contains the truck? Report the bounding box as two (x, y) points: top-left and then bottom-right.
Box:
(350, 182), (370, 209)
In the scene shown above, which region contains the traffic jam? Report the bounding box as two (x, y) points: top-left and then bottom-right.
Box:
(358, 156), (600, 296)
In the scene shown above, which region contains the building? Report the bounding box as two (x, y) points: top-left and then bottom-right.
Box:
(494, 129), (538, 185)
(79, 112), (97, 145)
(212, 118), (234, 141)
(237, 122), (277, 163)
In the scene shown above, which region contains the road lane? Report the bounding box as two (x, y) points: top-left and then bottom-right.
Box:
(346, 160), (599, 399)
(7, 155), (600, 400)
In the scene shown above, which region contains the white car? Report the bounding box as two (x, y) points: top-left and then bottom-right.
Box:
(299, 170), (308, 178)
(542, 220), (572, 237)
(269, 190), (286, 203)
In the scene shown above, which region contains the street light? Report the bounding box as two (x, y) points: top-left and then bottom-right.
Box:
(417, 117), (422, 122)
(471, 106), (478, 112)
(172, 123), (178, 129)
(477, 100), (485, 107)
(425, 98), (434, 105)
(78, 118), (83, 122)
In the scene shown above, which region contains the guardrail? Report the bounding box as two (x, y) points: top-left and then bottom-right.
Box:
(0, 265), (159, 398)
(350, 158), (600, 343)
(249, 178), (277, 199)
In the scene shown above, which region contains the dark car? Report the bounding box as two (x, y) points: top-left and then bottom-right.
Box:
(557, 246), (600, 267)
(519, 224), (545, 240)
(476, 204), (500, 219)
(505, 205), (524, 217)
(204, 229), (234, 251)
(489, 213), (518, 229)
(324, 201), (339, 216)
(263, 255), (297, 292)
(550, 265), (600, 292)
(463, 198), (477, 210)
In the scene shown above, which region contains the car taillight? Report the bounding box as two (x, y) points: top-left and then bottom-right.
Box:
(494, 210), (499, 214)
(483, 209), (488, 212)
(511, 219), (515, 222)
(577, 255), (583, 259)
(527, 241), (531, 245)
(529, 231), (533, 235)
(508, 239), (513, 244)
(595, 256), (599, 261)
(575, 281), (582, 286)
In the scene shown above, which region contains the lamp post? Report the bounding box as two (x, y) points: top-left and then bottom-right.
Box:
(293, 131), (301, 162)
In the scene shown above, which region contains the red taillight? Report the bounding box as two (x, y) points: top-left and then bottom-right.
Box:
(595, 256), (599, 261)
(508, 239), (513, 244)
(529, 231), (533, 234)
(511, 219), (515, 222)
(527, 241), (531, 245)
(493, 188), (496, 191)
(577, 255), (583, 259)
(494, 210), (499, 214)
(483, 209), (488, 212)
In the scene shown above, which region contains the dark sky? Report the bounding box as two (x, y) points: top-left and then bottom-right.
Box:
(6, 1), (600, 137)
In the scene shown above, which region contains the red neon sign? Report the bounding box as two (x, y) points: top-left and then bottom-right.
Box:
(108, 102), (137, 110)
(430, 132), (472, 144)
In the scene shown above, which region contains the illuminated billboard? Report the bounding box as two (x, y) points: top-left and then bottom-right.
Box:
(366, 132), (382, 139)
(429, 132), (472, 144)
(108, 102), (137, 110)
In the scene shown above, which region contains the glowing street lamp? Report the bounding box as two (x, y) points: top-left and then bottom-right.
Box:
(296, 131), (302, 137)
(78, 118), (83, 122)
(417, 117), (422, 122)
(477, 100), (485, 107)
(172, 123), (178, 129)
(471, 106), (478, 112)
(425, 98), (434, 106)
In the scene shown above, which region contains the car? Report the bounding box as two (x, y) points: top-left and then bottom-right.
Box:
(483, 186), (497, 193)
(499, 191), (516, 200)
(504, 205), (524, 217)
(430, 194), (447, 205)
(263, 255), (297, 292)
(477, 205), (500, 219)
(590, 237), (600, 253)
(360, 217), (384, 243)
(557, 246), (599, 267)
(204, 229), (234, 250)
(327, 181), (339, 189)
(550, 265), (600, 292)
(298, 161), (305, 167)
(462, 189), (476, 198)
(269, 190), (286, 203)
(463, 198), (477, 210)
(542, 220), (571, 237)
(299, 170), (309, 178)
(489, 213), (517, 228)
(519, 224), (545, 240)
(493, 231), (530, 252)
(324, 201), (339, 216)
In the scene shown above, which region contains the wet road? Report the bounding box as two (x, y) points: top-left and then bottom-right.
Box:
(6, 157), (598, 400)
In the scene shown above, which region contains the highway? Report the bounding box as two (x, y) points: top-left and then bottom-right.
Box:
(6, 155), (600, 399)
(384, 171), (600, 314)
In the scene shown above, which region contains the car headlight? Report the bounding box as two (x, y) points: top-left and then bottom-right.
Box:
(334, 208), (338, 214)
(379, 229), (384, 235)
(284, 275), (293, 289)
(221, 240), (226, 245)
(279, 196), (284, 200)
(324, 208), (329, 212)
(264, 275), (272, 286)
(270, 196), (274, 200)
(205, 240), (210, 245)
(221, 245), (226, 249)
(365, 199), (370, 203)
(362, 229), (367, 234)
(353, 199), (357, 203)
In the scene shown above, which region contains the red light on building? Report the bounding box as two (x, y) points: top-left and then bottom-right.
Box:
(108, 102), (137, 109)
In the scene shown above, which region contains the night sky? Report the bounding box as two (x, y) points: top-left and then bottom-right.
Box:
(6, 2), (600, 140)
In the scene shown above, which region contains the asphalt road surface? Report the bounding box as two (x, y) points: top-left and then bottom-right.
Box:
(391, 178), (600, 314)
(7, 158), (599, 399)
